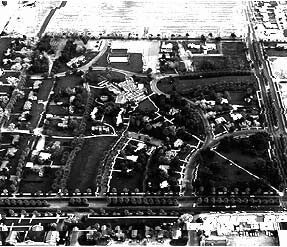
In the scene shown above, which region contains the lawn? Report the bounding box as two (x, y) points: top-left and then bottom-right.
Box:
(221, 41), (249, 69)
(46, 105), (68, 115)
(0, 85), (12, 94)
(55, 74), (82, 92)
(137, 98), (157, 112)
(265, 48), (287, 57)
(94, 49), (109, 67)
(37, 79), (54, 101)
(29, 102), (44, 129)
(109, 167), (145, 192)
(110, 53), (143, 73)
(158, 75), (256, 94)
(228, 91), (246, 105)
(19, 167), (57, 193)
(86, 70), (125, 85)
(0, 38), (12, 63)
(67, 136), (117, 191)
(0, 71), (20, 84)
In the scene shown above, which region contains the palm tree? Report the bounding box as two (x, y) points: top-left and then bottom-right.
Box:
(210, 197), (216, 204)
(222, 187), (228, 194)
(203, 197), (209, 204)
(234, 188), (239, 194)
(223, 198), (229, 204)
(111, 188), (117, 194)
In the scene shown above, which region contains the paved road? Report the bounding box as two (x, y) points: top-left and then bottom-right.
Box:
(246, 4), (287, 185)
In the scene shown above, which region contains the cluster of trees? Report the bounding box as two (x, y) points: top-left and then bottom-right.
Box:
(12, 146), (31, 192)
(196, 196), (279, 206)
(0, 72), (26, 126)
(89, 208), (180, 217)
(51, 136), (85, 191)
(152, 93), (204, 137)
(107, 196), (178, 207)
(69, 197), (89, 207)
(217, 133), (270, 155)
(98, 137), (128, 194)
(27, 35), (52, 74)
(182, 80), (257, 102)
(145, 148), (182, 194)
(0, 199), (50, 207)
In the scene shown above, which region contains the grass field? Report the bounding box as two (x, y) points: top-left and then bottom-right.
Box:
(67, 136), (117, 191)
(0, 38), (11, 63)
(158, 75), (255, 94)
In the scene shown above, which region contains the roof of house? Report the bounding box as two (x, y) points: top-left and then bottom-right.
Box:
(109, 56), (129, 63)
(111, 48), (128, 54)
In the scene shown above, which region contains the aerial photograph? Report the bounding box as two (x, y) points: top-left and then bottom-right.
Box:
(1, 0), (287, 246)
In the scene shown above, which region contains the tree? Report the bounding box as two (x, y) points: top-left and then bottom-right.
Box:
(197, 197), (203, 204)
(134, 188), (140, 193)
(123, 188), (129, 194)
(200, 35), (206, 43)
(74, 188), (80, 194)
(199, 186), (204, 194)
(210, 197), (216, 204)
(230, 33), (237, 39)
(245, 187), (250, 194)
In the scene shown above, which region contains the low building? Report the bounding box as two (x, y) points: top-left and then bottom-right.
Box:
(161, 42), (173, 53)
(108, 53), (129, 63)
